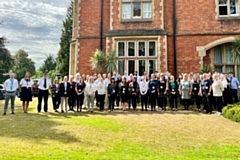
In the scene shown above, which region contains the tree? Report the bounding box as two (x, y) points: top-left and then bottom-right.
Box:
(12, 49), (36, 81)
(39, 54), (56, 73)
(106, 50), (117, 73)
(56, 1), (73, 76)
(89, 49), (105, 73)
(232, 38), (240, 64)
(0, 21), (14, 83)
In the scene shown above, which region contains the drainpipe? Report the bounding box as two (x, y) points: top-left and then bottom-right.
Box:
(172, 0), (177, 77)
(100, 0), (104, 51)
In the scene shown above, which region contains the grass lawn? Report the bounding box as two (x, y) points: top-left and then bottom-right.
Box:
(0, 97), (240, 160)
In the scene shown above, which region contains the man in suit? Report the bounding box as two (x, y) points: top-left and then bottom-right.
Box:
(37, 71), (52, 113)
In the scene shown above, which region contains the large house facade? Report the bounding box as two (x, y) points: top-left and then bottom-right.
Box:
(69, 0), (240, 78)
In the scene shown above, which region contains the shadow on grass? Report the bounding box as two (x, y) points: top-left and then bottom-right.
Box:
(0, 112), (80, 144)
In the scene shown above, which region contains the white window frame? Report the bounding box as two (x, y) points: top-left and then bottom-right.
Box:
(121, 0), (153, 20)
(218, 0), (239, 18)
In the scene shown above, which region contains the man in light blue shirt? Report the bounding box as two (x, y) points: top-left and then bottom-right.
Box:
(3, 72), (19, 115)
(228, 72), (239, 103)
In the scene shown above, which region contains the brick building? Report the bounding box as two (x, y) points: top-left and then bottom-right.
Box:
(69, 0), (240, 79)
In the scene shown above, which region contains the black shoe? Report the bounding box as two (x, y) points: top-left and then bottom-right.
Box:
(55, 110), (59, 112)
(154, 110), (156, 111)
(145, 109), (148, 111)
(61, 110), (64, 113)
(141, 109), (144, 111)
(11, 112), (14, 115)
(3, 113), (6, 116)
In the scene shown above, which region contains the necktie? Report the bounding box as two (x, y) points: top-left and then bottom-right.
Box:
(10, 79), (13, 90)
(44, 78), (47, 88)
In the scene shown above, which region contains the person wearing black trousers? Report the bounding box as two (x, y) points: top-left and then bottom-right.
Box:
(116, 75), (122, 107)
(192, 75), (202, 112)
(158, 73), (168, 111)
(51, 77), (61, 112)
(68, 75), (76, 112)
(148, 74), (158, 111)
(139, 76), (149, 111)
(200, 73), (212, 114)
(108, 77), (119, 112)
(97, 77), (106, 112)
(129, 76), (140, 111)
(37, 71), (52, 113)
(75, 76), (86, 112)
(168, 75), (178, 111)
(60, 76), (71, 113)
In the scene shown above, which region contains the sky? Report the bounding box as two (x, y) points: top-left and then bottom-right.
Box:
(0, 0), (71, 68)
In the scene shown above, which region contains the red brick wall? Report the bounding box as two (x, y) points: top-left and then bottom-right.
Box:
(164, 0), (240, 75)
(174, 0), (240, 34)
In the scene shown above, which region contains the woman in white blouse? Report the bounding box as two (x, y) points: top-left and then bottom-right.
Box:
(20, 72), (34, 113)
(212, 74), (224, 115)
(97, 76), (106, 112)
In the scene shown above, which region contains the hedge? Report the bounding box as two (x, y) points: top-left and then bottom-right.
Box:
(222, 103), (240, 122)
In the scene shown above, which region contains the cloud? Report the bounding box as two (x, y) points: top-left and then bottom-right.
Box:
(0, 0), (70, 68)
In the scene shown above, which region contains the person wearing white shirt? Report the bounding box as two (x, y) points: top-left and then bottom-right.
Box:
(85, 76), (96, 112)
(3, 72), (19, 115)
(139, 76), (149, 111)
(212, 74), (224, 115)
(37, 71), (52, 113)
(97, 77), (106, 112)
(20, 72), (34, 113)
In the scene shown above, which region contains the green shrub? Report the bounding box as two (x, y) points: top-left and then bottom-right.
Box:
(222, 103), (240, 122)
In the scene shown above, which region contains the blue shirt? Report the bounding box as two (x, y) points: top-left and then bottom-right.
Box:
(229, 77), (239, 90)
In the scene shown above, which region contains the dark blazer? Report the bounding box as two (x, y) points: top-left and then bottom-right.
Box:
(60, 82), (71, 97)
(51, 84), (60, 97)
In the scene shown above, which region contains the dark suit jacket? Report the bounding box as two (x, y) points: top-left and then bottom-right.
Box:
(60, 82), (71, 97)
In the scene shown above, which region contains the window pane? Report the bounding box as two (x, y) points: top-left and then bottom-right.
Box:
(138, 42), (145, 56)
(226, 66), (234, 73)
(143, 3), (151, 18)
(133, 3), (141, 18)
(230, 0), (237, 14)
(219, 0), (227, 5)
(225, 43), (234, 64)
(118, 60), (125, 75)
(128, 42), (135, 56)
(118, 42), (125, 56)
(122, 4), (131, 19)
(122, 0), (131, 2)
(214, 46), (222, 64)
(149, 60), (156, 75)
(219, 6), (228, 15)
(139, 60), (146, 76)
(237, 66), (240, 81)
(214, 66), (223, 73)
(128, 60), (135, 75)
(149, 41), (156, 56)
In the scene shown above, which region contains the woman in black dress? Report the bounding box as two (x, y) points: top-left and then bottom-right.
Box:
(51, 77), (61, 112)
(20, 72), (34, 113)
(129, 77), (139, 111)
(119, 77), (128, 111)
(75, 76), (86, 112)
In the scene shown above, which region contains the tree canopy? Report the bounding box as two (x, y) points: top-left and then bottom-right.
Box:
(12, 49), (36, 81)
(56, 0), (73, 77)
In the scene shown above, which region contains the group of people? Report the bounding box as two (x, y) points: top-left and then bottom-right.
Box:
(2, 70), (239, 115)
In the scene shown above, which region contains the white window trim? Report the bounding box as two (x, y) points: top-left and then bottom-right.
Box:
(217, 0), (240, 18)
(121, 0), (153, 21)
